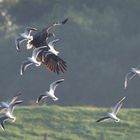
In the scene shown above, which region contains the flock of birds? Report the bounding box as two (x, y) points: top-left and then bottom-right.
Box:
(0, 17), (139, 131)
(96, 45), (140, 123)
(0, 18), (68, 130)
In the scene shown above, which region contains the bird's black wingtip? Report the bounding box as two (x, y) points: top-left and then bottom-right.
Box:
(62, 18), (68, 24)
(1, 122), (5, 131)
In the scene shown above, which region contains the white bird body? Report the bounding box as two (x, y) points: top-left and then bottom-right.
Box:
(26, 40), (34, 49)
(107, 113), (120, 122)
(46, 90), (58, 101)
(5, 111), (16, 122)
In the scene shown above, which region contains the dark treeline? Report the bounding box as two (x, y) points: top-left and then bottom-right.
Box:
(0, 0), (140, 107)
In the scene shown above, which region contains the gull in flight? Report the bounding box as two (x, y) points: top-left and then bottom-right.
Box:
(15, 27), (37, 52)
(20, 45), (44, 75)
(36, 79), (64, 103)
(5, 99), (23, 122)
(20, 39), (67, 75)
(0, 92), (21, 111)
(0, 93), (23, 130)
(96, 97), (126, 122)
(0, 99), (23, 131)
(124, 65), (140, 89)
(28, 18), (68, 48)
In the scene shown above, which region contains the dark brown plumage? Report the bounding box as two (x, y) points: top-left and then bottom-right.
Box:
(29, 18), (68, 48)
(37, 48), (67, 74)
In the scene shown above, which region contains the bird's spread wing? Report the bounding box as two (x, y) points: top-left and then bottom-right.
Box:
(124, 72), (136, 89)
(20, 60), (33, 75)
(48, 39), (60, 47)
(9, 92), (22, 104)
(42, 53), (67, 74)
(96, 116), (110, 122)
(49, 79), (64, 92)
(13, 100), (23, 106)
(112, 97), (126, 115)
(8, 100), (23, 115)
(36, 94), (47, 103)
(15, 36), (26, 52)
(47, 18), (68, 32)
(25, 27), (38, 35)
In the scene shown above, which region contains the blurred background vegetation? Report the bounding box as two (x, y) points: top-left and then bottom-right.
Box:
(0, 0), (140, 107)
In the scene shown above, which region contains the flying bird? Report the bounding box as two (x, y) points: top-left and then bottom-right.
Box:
(96, 97), (126, 122)
(20, 39), (67, 75)
(36, 79), (64, 103)
(28, 18), (68, 48)
(0, 93), (23, 130)
(0, 92), (22, 111)
(15, 27), (37, 52)
(0, 99), (22, 131)
(20, 45), (45, 75)
(5, 100), (23, 122)
(124, 65), (140, 89)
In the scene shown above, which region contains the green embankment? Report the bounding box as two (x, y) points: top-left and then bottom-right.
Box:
(0, 106), (140, 140)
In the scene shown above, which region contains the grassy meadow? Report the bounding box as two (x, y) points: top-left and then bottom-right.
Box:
(0, 106), (139, 140)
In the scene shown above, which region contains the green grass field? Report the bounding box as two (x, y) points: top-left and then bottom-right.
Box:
(0, 106), (140, 140)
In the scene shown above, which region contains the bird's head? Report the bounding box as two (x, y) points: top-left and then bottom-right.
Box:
(115, 118), (120, 122)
